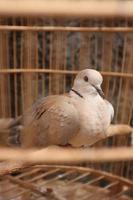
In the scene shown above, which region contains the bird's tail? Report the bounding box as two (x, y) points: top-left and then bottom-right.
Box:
(0, 117), (22, 147)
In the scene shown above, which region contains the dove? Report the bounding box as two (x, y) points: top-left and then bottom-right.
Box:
(11, 68), (113, 148)
(0, 69), (114, 148)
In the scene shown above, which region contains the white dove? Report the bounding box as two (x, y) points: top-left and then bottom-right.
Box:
(17, 68), (114, 148)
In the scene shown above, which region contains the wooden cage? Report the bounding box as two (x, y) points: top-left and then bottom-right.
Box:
(0, 17), (133, 122)
(0, 1), (133, 199)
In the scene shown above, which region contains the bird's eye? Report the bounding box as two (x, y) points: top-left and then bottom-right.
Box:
(84, 76), (88, 82)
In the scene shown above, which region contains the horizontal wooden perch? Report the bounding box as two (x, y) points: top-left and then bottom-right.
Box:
(0, 146), (133, 163)
(0, 123), (132, 175)
(0, 118), (132, 164)
(0, 1), (133, 17)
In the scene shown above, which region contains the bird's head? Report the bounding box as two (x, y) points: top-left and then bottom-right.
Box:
(72, 69), (105, 98)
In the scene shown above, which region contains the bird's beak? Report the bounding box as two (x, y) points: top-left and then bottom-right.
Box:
(93, 85), (105, 99)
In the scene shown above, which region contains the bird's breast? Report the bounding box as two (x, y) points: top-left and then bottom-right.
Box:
(69, 96), (112, 147)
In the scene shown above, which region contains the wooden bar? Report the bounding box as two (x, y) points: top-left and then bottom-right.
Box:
(0, 69), (133, 78)
(0, 21), (10, 118)
(1, 146), (133, 163)
(0, 1), (133, 18)
(1, 26), (133, 32)
(22, 19), (37, 110)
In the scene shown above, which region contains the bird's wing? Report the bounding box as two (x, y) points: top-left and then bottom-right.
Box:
(21, 95), (80, 148)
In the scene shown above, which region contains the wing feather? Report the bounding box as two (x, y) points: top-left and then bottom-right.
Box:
(21, 95), (79, 148)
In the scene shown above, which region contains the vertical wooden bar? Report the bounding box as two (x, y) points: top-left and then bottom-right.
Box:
(101, 33), (113, 97)
(49, 31), (53, 95)
(98, 32), (113, 172)
(121, 34), (133, 123)
(63, 32), (67, 93)
(49, 31), (59, 95)
(56, 31), (67, 94)
(79, 33), (91, 69)
(41, 31), (46, 96)
(13, 18), (18, 117)
(79, 20), (90, 69)
(22, 18), (38, 110)
(114, 37), (127, 123)
(0, 18), (10, 117)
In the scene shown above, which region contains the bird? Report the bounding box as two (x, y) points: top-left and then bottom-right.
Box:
(0, 69), (114, 148)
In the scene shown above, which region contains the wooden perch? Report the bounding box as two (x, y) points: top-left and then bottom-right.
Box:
(106, 124), (133, 137)
(0, 123), (132, 175)
(89, 124), (133, 146)
(0, 146), (133, 164)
